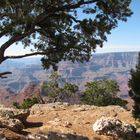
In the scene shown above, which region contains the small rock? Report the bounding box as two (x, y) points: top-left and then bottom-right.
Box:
(112, 112), (117, 117)
(54, 118), (61, 122)
(72, 107), (86, 112)
(62, 121), (72, 128)
(85, 122), (90, 124)
(47, 118), (61, 126)
(27, 133), (48, 140)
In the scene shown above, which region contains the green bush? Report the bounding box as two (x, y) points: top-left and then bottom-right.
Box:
(81, 80), (127, 107)
(60, 82), (79, 102)
(112, 97), (128, 107)
(13, 97), (40, 109)
(13, 102), (20, 109)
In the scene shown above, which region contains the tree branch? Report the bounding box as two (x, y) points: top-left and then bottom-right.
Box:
(0, 30), (8, 38)
(0, 30), (35, 64)
(47, 0), (98, 12)
(65, 0), (98, 9)
(0, 31), (34, 52)
(66, 14), (81, 23)
(0, 71), (12, 78)
(4, 52), (46, 60)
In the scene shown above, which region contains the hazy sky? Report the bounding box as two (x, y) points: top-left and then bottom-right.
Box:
(3, 0), (140, 55)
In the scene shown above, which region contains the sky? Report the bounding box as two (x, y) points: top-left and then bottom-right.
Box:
(96, 0), (140, 53)
(3, 0), (140, 55)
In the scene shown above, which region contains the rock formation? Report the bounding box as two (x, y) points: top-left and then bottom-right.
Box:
(93, 116), (136, 139)
(0, 104), (29, 132)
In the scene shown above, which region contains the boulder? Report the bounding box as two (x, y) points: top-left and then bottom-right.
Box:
(0, 118), (24, 132)
(0, 105), (29, 132)
(93, 116), (136, 139)
(0, 106), (30, 124)
(0, 128), (27, 140)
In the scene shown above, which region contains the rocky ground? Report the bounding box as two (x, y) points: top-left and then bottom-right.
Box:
(0, 103), (140, 140)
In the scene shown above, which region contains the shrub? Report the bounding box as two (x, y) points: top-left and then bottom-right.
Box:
(13, 97), (40, 109)
(81, 80), (127, 107)
(112, 97), (127, 107)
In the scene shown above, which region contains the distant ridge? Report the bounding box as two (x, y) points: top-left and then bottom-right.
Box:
(0, 51), (139, 98)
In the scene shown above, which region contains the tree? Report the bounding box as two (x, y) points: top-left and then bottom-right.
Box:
(0, 0), (132, 78)
(128, 53), (140, 119)
(42, 72), (62, 102)
(61, 82), (79, 102)
(81, 80), (127, 107)
(42, 72), (79, 102)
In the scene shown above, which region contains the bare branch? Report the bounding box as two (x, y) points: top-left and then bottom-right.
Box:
(4, 52), (46, 60)
(0, 71), (12, 78)
(67, 14), (81, 23)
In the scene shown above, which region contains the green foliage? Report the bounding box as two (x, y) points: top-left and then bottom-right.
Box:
(42, 73), (79, 102)
(128, 53), (140, 119)
(61, 82), (79, 100)
(42, 72), (62, 102)
(112, 97), (128, 107)
(81, 80), (127, 107)
(0, 0), (132, 70)
(13, 102), (20, 109)
(13, 97), (40, 109)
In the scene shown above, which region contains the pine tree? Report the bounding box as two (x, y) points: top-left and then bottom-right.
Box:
(129, 53), (140, 119)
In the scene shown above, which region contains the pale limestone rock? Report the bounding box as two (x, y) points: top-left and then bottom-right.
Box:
(0, 118), (24, 132)
(0, 106), (29, 132)
(0, 107), (29, 123)
(93, 116), (136, 139)
(27, 133), (48, 140)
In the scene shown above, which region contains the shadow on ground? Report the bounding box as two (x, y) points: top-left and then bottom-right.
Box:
(135, 132), (140, 140)
(43, 131), (89, 140)
(24, 121), (43, 128)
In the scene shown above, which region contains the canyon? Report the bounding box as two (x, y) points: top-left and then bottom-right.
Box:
(0, 52), (138, 106)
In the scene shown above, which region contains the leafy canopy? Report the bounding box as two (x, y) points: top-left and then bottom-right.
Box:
(0, 0), (132, 77)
